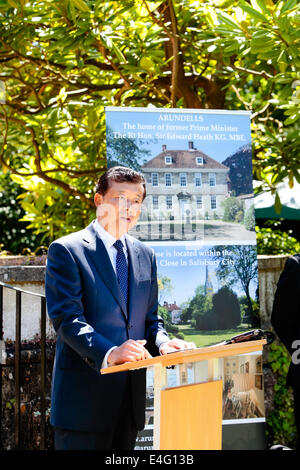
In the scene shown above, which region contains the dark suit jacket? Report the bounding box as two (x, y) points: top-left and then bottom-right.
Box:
(45, 220), (169, 432)
(271, 254), (300, 390)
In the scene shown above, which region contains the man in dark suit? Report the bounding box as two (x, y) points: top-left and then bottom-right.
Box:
(45, 166), (194, 450)
(271, 254), (300, 449)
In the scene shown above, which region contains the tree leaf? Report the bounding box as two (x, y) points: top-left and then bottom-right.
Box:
(284, 115), (299, 125)
(240, 3), (267, 22)
(251, 0), (271, 16)
(111, 42), (126, 63)
(72, 0), (90, 13)
(293, 171), (300, 185)
(288, 171), (294, 189)
(7, 0), (18, 8)
(217, 11), (241, 29)
(280, 0), (298, 15)
(274, 192), (282, 214)
(140, 56), (155, 73)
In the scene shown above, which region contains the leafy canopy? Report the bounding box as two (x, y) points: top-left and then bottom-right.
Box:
(0, 0), (300, 247)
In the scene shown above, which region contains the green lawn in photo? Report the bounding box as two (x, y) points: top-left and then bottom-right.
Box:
(176, 324), (251, 348)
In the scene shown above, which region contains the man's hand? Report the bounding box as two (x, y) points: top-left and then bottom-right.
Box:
(107, 339), (152, 366)
(159, 338), (196, 355)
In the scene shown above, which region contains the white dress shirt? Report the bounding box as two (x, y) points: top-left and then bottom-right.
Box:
(94, 219), (128, 272)
(94, 219), (167, 368)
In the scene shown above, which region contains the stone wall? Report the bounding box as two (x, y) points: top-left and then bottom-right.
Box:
(0, 256), (54, 341)
(257, 254), (288, 330)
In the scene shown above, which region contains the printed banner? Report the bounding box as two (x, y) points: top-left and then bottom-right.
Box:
(105, 107), (265, 449)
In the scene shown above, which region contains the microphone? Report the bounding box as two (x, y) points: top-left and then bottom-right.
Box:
(213, 329), (275, 346)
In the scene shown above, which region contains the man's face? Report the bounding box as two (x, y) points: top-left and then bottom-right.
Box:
(94, 180), (144, 239)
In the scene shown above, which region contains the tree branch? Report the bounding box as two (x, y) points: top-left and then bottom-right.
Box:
(0, 105), (9, 171)
(167, 0), (179, 107)
(234, 65), (273, 80)
(94, 39), (130, 89)
(141, 0), (173, 40)
(156, 0), (204, 108)
(0, 113), (97, 208)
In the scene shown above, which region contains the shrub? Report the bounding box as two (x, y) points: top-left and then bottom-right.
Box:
(176, 332), (185, 340)
(221, 197), (244, 223)
(256, 226), (300, 255)
(244, 205), (255, 231)
(267, 343), (297, 448)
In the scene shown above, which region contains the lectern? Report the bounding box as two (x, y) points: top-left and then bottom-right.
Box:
(101, 339), (266, 450)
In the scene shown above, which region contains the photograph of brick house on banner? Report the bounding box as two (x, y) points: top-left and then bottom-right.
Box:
(136, 139), (255, 243)
(105, 107), (264, 450)
(140, 141), (230, 235)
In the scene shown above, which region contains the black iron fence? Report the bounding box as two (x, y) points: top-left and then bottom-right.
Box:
(0, 281), (52, 450)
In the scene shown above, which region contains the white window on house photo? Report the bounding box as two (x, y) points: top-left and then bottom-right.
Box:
(164, 155), (172, 165)
(152, 173), (159, 187)
(180, 173), (187, 187)
(196, 195), (203, 209)
(210, 195), (217, 210)
(195, 173), (202, 187)
(196, 156), (203, 165)
(166, 195), (173, 210)
(165, 173), (172, 187)
(209, 172), (216, 187)
(152, 195), (159, 210)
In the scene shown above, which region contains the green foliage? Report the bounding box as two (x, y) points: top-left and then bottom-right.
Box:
(106, 126), (151, 170)
(192, 286), (242, 330)
(158, 304), (179, 335)
(267, 342), (297, 448)
(215, 244), (258, 321)
(256, 225), (300, 255)
(186, 285), (243, 331)
(239, 295), (261, 328)
(221, 197), (244, 223)
(243, 204), (255, 232)
(196, 0), (300, 199)
(0, 172), (44, 254)
(158, 275), (173, 305)
(175, 332), (185, 340)
(192, 294), (213, 330)
(0, 0), (299, 248)
(5, 398), (15, 410)
(212, 285), (241, 329)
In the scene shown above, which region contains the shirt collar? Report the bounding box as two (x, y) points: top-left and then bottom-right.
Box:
(94, 219), (127, 250)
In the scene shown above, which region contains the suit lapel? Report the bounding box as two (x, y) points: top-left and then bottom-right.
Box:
(125, 235), (140, 325)
(83, 222), (128, 320)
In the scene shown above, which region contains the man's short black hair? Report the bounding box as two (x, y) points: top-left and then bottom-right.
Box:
(95, 166), (146, 200)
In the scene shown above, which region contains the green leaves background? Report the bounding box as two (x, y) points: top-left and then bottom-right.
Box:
(0, 0), (299, 245)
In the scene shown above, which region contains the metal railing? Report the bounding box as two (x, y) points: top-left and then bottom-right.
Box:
(0, 281), (48, 450)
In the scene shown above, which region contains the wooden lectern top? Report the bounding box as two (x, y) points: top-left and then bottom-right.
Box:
(100, 339), (266, 375)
